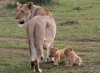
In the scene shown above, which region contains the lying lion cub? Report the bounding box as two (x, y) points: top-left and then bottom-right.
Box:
(49, 48), (66, 65)
(64, 47), (82, 67)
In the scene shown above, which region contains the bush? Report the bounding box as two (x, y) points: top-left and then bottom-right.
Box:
(16, 0), (51, 4)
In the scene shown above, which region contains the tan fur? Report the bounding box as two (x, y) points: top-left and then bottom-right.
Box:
(16, 2), (52, 23)
(64, 48), (82, 67)
(49, 48), (66, 65)
(16, 2), (56, 73)
(34, 7), (52, 16)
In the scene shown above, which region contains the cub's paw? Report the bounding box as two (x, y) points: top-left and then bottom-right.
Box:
(64, 64), (72, 68)
(64, 64), (68, 67)
(54, 63), (58, 66)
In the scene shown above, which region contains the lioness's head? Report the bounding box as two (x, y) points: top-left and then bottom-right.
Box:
(64, 47), (73, 56)
(15, 2), (33, 27)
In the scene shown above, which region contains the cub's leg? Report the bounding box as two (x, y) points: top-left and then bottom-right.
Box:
(64, 58), (75, 67)
(64, 59), (70, 67)
(68, 58), (75, 67)
(54, 54), (60, 66)
(75, 57), (82, 65)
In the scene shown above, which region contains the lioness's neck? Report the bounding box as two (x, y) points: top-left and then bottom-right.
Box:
(33, 5), (41, 9)
(30, 5), (41, 18)
(31, 5), (52, 18)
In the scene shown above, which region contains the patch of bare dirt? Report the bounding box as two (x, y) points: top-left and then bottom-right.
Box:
(67, 39), (100, 42)
(0, 37), (26, 42)
(76, 50), (99, 53)
(0, 47), (28, 51)
(77, 52), (100, 55)
(95, 59), (100, 66)
(0, 0), (14, 3)
(60, 20), (79, 26)
(55, 40), (100, 45)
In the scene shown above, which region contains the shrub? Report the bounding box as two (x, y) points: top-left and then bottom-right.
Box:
(16, 0), (51, 4)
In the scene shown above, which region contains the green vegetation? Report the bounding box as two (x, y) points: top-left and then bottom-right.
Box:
(0, 0), (100, 73)
(16, 0), (51, 4)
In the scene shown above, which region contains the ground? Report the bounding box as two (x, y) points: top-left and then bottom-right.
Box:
(0, 0), (100, 73)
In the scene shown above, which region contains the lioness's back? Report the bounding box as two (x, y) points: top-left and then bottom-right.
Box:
(33, 5), (52, 16)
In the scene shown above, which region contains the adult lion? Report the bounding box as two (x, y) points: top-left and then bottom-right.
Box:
(15, 2), (56, 73)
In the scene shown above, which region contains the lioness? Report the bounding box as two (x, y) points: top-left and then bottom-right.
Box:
(64, 47), (82, 67)
(15, 2), (56, 73)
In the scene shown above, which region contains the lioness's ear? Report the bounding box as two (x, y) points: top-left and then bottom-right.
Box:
(27, 2), (33, 9)
(16, 2), (22, 6)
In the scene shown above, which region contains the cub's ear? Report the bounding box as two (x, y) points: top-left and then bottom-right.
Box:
(55, 48), (57, 51)
(16, 2), (22, 6)
(27, 2), (33, 9)
(69, 48), (72, 51)
(65, 48), (68, 52)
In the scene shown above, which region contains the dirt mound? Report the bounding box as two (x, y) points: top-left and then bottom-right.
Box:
(95, 59), (100, 66)
(60, 20), (79, 26)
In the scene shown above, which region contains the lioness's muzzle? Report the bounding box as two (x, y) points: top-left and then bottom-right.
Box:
(15, 17), (18, 19)
(19, 20), (25, 24)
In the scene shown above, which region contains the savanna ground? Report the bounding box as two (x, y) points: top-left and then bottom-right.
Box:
(0, 0), (100, 73)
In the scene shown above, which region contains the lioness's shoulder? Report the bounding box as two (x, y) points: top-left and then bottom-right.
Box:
(34, 5), (52, 16)
(43, 8), (52, 16)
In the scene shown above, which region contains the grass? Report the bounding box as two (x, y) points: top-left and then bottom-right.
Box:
(0, 0), (100, 73)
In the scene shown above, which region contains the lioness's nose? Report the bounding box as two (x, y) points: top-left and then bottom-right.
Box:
(15, 17), (18, 19)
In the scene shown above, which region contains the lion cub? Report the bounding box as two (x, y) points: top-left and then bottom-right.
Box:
(64, 48), (82, 67)
(49, 48), (66, 65)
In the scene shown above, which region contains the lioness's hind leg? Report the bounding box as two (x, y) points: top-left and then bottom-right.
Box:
(40, 50), (45, 63)
(43, 42), (51, 62)
(34, 44), (44, 72)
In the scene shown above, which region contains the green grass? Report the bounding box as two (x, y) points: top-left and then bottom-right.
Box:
(0, 0), (100, 73)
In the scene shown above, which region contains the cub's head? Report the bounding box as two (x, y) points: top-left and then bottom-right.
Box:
(64, 47), (73, 56)
(15, 2), (33, 27)
(49, 48), (57, 57)
(48, 48), (57, 63)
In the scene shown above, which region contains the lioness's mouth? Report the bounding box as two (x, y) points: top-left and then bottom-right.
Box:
(19, 20), (25, 24)
(18, 22), (25, 27)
